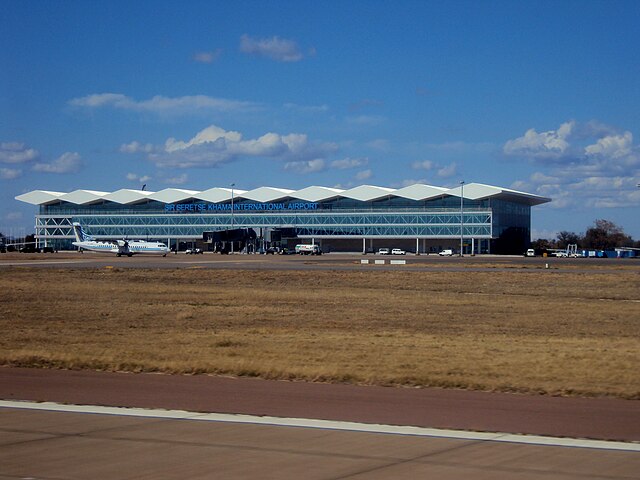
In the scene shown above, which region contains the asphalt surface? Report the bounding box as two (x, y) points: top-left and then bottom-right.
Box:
(1, 368), (639, 442)
(3, 404), (639, 480)
(1, 251), (637, 273)
(1, 368), (639, 480)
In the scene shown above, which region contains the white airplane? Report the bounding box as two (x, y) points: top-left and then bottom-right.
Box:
(72, 223), (170, 257)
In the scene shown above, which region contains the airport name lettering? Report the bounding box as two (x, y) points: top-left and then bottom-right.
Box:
(165, 202), (319, 212)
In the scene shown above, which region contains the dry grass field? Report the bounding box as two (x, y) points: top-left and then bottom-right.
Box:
(1, 264), (638, 398)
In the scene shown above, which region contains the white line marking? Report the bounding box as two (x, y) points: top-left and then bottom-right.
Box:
(1, 400), (638, 451)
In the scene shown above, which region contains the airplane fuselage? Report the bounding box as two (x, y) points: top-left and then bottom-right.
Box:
(71, 222), (170, 256)
(72, 239), (170, 256)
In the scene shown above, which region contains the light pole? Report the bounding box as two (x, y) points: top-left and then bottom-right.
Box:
(230, 183), (235, 254)
(459, 180), (465, 257)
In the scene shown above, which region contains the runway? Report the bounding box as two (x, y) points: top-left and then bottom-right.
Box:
(0, 251), (633, 273)
(1, 368), (639, 479)
(2, 402), (639, 480)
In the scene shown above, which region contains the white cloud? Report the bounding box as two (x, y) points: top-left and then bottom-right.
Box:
(437, 162), (457, 178)
(355, 169), (373, 181)
(585, 131), (632, 159)
(147, 124), (337, 169)
(240, 34), (304, 62)
(571, 177), (638, 208)
(126, 173), (151, 183)
(284, 159), (326, 174)
(164, 125), (242, 153)
(331, 157), (368, 169)
(193, 49), (222, 63)
(503, 121), (575, 160)
(0, 167), (22, 180)
(412, 160), (435, 170)
(510, 180), (529, 191)
(120, 141), (155, 154)
(530, 172), (561, 184)
(411, 159), (457, 178)
(397, 178), (427, 187)
(6, 211), (23, 221)
(164, 173), (188, 185)
(0, 142), (39, 164)
(580, 120), (618, 138)
(69, 93), (256, 115)
(504, 120), (640, 211)
(32, 152), (81, 174)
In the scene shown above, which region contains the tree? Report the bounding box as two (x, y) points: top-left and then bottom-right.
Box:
(556, 231), (581, 248)
(583, 219), (631, 250)
(531, 238), (552, 251)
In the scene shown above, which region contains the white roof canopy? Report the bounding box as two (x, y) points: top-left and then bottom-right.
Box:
(16, 183), (551, 207)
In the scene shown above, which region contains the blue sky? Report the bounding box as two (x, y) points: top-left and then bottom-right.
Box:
(2, 0), (639, 239)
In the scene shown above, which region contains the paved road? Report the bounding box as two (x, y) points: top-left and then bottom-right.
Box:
(1, 251), (635, 273)
(2, 404), (639, 480)
(2, 368), (639, 442)
(1, 368), (639, 479)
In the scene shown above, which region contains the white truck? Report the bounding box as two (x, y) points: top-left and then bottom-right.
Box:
(439, 249), (453, 256)
(295, 244), (322, 255)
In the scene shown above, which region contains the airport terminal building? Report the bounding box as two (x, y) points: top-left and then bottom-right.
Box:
(16, 183), (550, 254)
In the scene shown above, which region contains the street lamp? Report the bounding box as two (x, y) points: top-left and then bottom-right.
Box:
(459, 180), (465, 257)
(230, 183), (235, 254)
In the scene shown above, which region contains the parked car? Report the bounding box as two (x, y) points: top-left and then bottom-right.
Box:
(378, 248), (390, 255)
(185, 248), (203, 254)
(524, 249), (535, 257)
(439, 249), (454, 256)
(391, 248), (406, 255)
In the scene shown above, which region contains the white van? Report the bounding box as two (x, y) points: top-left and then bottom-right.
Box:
(524, 249), (535, 257)
(438, 249), (453, 256)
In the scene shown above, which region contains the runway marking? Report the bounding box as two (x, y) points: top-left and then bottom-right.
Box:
(1, 400), (638, 452)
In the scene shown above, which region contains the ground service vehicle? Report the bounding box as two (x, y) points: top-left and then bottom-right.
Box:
(439, 249), (453, 256)
(391, 248), (406, 255)
(378, 248), (390, 255)
(524, 249), (535, 257)
(295, 244), (322, 255)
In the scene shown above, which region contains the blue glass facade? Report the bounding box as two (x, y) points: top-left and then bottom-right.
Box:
(18, 183), (550, 254)
(32, 195), (531, 253)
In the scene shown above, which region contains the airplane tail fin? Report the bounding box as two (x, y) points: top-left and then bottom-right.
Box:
(72, 222), (93, 242)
